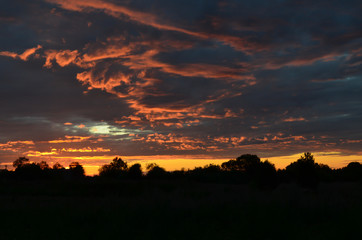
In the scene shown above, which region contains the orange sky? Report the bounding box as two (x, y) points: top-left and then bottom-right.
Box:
(1, 0), (361, 176)
(3, 152), (358, 176)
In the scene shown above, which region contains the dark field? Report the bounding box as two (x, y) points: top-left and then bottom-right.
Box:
(1, 180), (361, 240)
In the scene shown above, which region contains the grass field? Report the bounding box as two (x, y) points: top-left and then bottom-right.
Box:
(1, 180), (361, 239)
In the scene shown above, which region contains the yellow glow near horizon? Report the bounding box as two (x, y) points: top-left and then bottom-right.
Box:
(265, 152), (362, 170)
(5, 152), (361, 176)
(80, 152), (362, 176)
(81, 155), (229, 175)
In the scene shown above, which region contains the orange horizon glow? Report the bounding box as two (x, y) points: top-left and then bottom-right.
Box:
(79, 153), (362, 176)
(1, 152), (359, 176)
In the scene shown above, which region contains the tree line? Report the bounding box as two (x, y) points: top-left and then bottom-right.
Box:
(1, 153), (361, 188)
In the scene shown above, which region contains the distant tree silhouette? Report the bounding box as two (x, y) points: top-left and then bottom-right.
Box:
(189, 164), (224, 182)
(4, 152), (362, 188)
(316, 163), (334, 182)
(38, 161), (50, 170)
(285, 152), (320, 188)
(53, 162), (65, 170)
(99, 157), (128, 178)
(128, 163), (143, 179)
(221, 154), (277, 187)
(256, 160), (277, 188)
(69, 162), (85, 178)
(146, 163), (167, 179)
(340, 162), (362, 181)
(13, 157), (29, 169)
(15, 163), (42, 180)
(221, 154), (261, 173)
(48, 162), (66, 179)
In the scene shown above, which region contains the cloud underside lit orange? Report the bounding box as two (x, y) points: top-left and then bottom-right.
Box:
(0, 0), (361, 175)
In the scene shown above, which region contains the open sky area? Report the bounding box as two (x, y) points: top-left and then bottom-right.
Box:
(1, 0), (362, 175)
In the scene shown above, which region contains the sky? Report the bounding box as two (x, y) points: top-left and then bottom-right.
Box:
(1, 0), (362, 175)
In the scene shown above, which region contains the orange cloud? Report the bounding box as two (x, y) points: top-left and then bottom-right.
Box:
(43, 49), (79, 68)
(61, 147), (111, 152)
(46, 0), (205, 38)
(82, 44), (133, 62)
(133, 133), (206, 150)
(283, 117), (306, 122)
(7, 141), (35, 145)
(48, 135), (91, 143)
(26, 149), (58, 157)
(46, 0), (260, 52)
(0, 45), (42, 61)
(0, 140), (35, 152)
(77, 69), (131, 93)
(264, 53), (341, 70)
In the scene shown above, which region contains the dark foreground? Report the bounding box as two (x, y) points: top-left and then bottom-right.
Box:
(1, 180), (361, 240)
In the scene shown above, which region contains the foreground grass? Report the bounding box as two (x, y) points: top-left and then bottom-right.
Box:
(0, 180), (361, 239)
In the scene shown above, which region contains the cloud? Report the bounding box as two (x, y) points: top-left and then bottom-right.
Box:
(1, 0), (362, 166)
(43, 49), (80, 68)
(283, 117), (306, 122)
(0, 45), (42, 61)
(0, 140), (35, 152)
(48, 136), (92, 143)
(61, 147), (111, 152)
(45, 0), (262, 52)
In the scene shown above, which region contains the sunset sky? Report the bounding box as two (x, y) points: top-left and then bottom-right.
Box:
(1, 0), (362, 175)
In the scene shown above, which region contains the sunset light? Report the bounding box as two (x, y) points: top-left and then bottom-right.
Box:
(0, 0), (361, 174)
(1, 1), (362, 239)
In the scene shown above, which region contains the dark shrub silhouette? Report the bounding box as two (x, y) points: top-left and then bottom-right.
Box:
(13, 156), (29, 169)
(38, 161), (50, 170)
(316, 163), (334, 182)
(340, 162), (362, 181)
(221, 154), (261, 172)
(255, 160), (277, 188)
(221, 154), (277, 187)
(3, 153), (361, 190)
(48, 162), (66, 179)
(128, 163), (143, 179)
(69, 162), (85, 178)
(99, 157), (128, 178)
(285, 152), (320, 188)
(15, 163), (43, 180)
(12, 157), (46, 179)
(146, 163), (167, 179)
(53, 162), (65, 170)
(188, 164), (225, 183)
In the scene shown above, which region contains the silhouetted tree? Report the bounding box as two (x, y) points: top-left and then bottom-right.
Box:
(316, 163), (334, 182)
(340, 162), (362, 181)
(53, 162), (65, 170)
(221, 154), (277, 187)
(69, 162), (85, 178)
(255, 160), (277, 188)
(38, 161), (50, 170)
(48, 162), (66, 179)
(221, 154), (261, 173)
(285, 152), (319, 188)
(189, 164), (224, 182)
(13, 157), (29, 169)
(128, 163), (143, 179)
(15, 163), (42, 180)
(146, 163), (167, 179)
(99, 157), (128, 178)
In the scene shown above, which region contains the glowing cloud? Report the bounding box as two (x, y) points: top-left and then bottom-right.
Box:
(0, 45), (42, 61)
(48, 136), (91, 143)
(61, 147), (111, 152)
